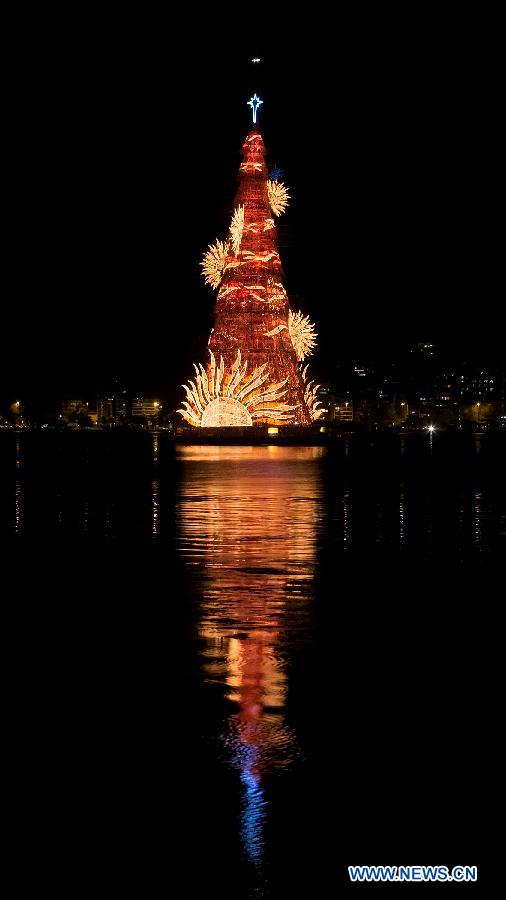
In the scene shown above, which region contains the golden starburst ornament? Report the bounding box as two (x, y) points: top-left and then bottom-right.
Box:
(289, 310), (318, 361)
(201, 238), (230, 289)
(229, 205), (244, 255)
(300, 364), (327, 422)
(267, 180), (290, 217)
(178, 349), (298, 427)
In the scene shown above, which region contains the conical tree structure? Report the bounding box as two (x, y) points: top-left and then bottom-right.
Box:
(179, 130), (325, 428)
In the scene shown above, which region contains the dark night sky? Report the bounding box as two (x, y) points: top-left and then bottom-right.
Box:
(2, 17), (500, 412)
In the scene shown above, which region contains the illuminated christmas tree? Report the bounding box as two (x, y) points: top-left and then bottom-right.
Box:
(179, 99), (325, 428)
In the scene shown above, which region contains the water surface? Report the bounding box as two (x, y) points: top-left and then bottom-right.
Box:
(2, 433), (502, 895)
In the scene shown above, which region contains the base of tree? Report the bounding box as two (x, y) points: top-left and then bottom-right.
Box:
(174, 424), (328, 445)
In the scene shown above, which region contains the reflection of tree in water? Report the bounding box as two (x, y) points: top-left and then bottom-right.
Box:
(218, 627), (299, 867)
(177, 446), (323, 868)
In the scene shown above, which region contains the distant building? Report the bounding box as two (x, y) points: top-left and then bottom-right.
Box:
(410, 341), (439, 360)
(500, 367), (506, 427)
(456, 367), (496, 403)
(97, 397), (114, 424)
(349, 363), (379, 428)
(353, 398), (379, 430)
(61, 399), (90, 422)
(131, 397), (162, 420)
(96, 376), (131, 425)
(114, 393), (129, 422)
(353, 362), (375, 378)
(333, 399), (353, 423)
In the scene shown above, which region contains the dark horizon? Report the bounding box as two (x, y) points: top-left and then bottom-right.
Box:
(3, 27), (501, 410)
(3, 338), (505, 421)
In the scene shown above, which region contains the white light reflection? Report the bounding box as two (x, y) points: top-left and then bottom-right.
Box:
(152, 434), (160, 539)
(343, 482), (352, 550)
(14, 435), (23, 533)
(399, 483), (407, 546)
(151, 479), (160, 539)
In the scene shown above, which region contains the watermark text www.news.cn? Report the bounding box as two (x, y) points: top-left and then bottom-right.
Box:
(348, 865), (477, 883)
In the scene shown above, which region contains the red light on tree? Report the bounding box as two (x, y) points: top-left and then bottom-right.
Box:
(179, 130), (325, 427)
